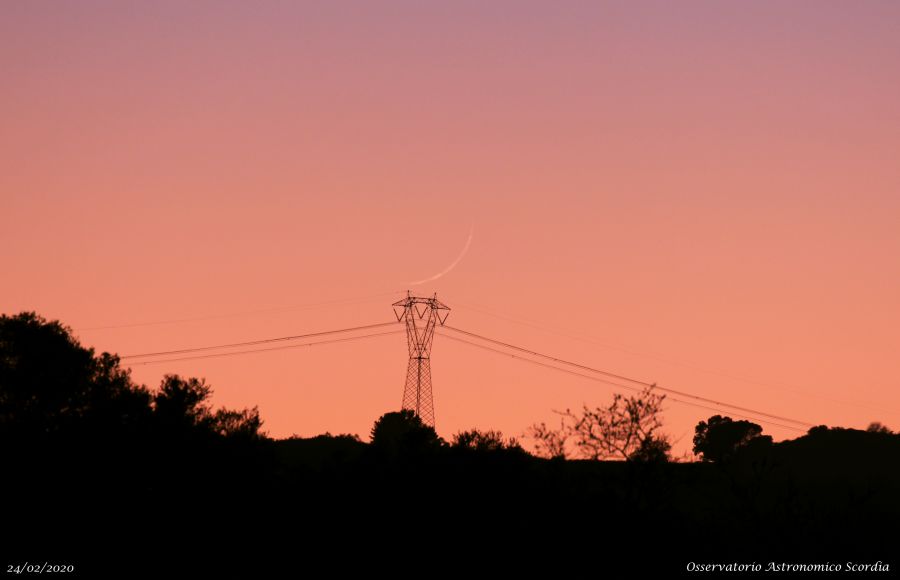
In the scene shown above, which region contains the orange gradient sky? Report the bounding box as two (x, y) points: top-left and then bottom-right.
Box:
(3, 2), (899, 454)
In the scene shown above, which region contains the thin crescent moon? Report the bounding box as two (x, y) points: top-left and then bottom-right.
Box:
(409, 224), (474, 286)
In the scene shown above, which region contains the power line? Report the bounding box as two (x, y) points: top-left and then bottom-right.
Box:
(124, 329), (405, 366)
(437, 331), (806, 432)
(453, 300), (889, 415)
(97, 299), (823, 430)
(440, 325), (815, 429)
(443, 324), (814, 428)
(436, 330), (807, 433)
(78, 291), (404, 332)
(444, 325), (650, 386)
(120, 322), (398, 360)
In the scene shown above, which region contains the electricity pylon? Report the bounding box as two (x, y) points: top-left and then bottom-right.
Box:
(392, 292), (450, 428)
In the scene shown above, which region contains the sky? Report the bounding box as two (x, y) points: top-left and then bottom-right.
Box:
(2, 1), (899, 455)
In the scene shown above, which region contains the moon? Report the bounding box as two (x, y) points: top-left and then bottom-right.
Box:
(409, 224), (474, 286)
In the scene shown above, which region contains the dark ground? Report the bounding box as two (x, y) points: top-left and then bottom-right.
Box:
(4, 427), (898, 578)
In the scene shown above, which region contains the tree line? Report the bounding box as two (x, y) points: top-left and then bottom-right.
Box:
(2, 311), (897, 576)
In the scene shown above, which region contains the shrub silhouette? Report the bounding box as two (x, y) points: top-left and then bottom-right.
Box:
(452, 428), (523, 452)
(630, 433), (672, 463)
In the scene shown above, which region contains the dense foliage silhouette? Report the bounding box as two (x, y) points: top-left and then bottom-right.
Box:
(370, 409), (443, 457)
(693, 414), (773, 463)
(1, 312), (898, 577)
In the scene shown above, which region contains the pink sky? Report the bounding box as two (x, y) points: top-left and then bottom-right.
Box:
(3, 1), (899, 454)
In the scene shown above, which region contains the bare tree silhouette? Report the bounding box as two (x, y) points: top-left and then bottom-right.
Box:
(528, 385), (670, 462)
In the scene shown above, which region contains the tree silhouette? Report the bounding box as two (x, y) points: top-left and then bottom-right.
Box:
(0, 312), (263, 443)
(153, 375), (212, 430)
(526, 418), (568, 459)
(866, 421), (892, 434)
(152, 374), (264, 439)
(528, 385), (670, 461)
(692, 415), (772, 463)
(370, 410), (442, 456)
(212, 407), (264, 440)
(0, 312), (150, 439)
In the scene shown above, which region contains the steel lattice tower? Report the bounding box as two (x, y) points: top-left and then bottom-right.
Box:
(392, 292), (450, 427)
